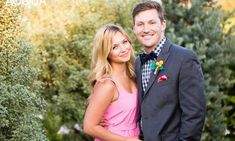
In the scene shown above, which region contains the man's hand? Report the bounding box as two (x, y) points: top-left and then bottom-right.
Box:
(125, 137), (142, 141)
(99, 118), (109, 129)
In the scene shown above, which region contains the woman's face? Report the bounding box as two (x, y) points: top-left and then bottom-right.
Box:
(108, 32), (132, 64)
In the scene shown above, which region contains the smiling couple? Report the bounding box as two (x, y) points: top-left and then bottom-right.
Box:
(83, 1), (206, 141)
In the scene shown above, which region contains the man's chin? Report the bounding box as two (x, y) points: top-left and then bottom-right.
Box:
(143, 45), (155, 49)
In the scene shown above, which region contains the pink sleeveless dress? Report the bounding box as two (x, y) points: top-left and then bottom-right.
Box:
(94, 79), (140, 141)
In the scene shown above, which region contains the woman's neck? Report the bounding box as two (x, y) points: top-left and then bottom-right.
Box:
(111, 63), (128, 78)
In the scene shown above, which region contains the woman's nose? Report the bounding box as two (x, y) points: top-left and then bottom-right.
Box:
(120, 44), (128, 52)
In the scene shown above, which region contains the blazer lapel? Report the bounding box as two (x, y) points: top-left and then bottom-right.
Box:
(143, 39), (171, 98)
(136, 57), (143, 103)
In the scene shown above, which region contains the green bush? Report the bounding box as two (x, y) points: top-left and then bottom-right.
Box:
(0, 1), (48, 140)
(164, 1), (235, 140)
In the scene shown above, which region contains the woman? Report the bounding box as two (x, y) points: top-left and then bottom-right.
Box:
(83, 24), (141, 141)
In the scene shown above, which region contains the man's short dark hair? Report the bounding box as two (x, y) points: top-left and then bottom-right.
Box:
(132, 1), (165, 22)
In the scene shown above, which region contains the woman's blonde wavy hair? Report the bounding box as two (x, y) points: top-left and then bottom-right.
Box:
(89, 24), (136, 87)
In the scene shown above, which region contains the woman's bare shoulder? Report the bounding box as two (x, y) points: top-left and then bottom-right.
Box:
(92, 77), (116, 99)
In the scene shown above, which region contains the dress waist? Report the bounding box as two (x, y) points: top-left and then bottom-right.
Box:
(108, 123), (138, 130)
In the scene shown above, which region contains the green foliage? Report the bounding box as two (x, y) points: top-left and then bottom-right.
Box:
(0, 43), (48, 141)
(164, 0), (235, 140)
(43, 112), (63, 141)
(225, 63), (235, 140)
(38, 33), (90, 139)
(0, 1), (48, 140)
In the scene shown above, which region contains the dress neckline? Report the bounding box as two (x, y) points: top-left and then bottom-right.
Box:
(101, 77), (137, 95)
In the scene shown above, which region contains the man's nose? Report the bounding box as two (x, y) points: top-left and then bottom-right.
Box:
(143, 24), (150, 32)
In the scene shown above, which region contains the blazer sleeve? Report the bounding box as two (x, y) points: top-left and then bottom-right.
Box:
(178, 51), (206, 141)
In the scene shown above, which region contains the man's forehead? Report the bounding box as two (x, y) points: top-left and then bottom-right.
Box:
(134, 10), (159, 21)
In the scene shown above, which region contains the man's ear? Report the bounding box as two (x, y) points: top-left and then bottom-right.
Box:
(133, 24), (137, 35)
(161, 20), (166, 31)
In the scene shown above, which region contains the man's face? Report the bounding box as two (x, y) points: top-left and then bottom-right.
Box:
(133, 9), (166, 53)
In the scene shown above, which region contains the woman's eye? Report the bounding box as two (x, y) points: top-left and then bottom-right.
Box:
(113, 46), (118, 50)
(123, 40), (128, 44)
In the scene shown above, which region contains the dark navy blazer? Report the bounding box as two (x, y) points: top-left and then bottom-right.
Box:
(135, 39), (206, 141)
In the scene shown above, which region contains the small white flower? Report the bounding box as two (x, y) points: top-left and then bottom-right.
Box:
(225, 129), (230, 135)
(74, 123), (83, 132)
(57, 125), (70, 134)
(37, 114), (44, 120)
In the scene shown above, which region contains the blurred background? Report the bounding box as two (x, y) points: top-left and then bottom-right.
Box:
(0, 0), (234, 140)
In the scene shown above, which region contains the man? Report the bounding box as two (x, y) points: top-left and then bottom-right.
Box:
(133, 1), (206, 141)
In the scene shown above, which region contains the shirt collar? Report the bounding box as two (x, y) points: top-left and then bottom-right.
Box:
(143, 37), (166, 54)
(153, 37), (166, 54)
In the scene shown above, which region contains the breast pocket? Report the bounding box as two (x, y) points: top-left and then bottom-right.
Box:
(155, 74), (171, 87)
